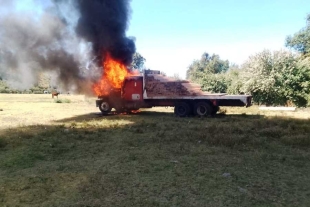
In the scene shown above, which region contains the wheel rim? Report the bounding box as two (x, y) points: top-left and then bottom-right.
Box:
(197, 105), (207, 116)
(101, 102), (110, 111)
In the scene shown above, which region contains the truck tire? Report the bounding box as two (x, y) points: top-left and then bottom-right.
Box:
(194, 102), (212, 116)
(99, 101), (112, 114)
(174, 102), (190, 117)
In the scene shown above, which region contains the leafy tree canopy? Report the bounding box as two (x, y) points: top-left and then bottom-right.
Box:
(186, 52), (229, 81)
(131, 52), (146, 71)
(286, 14), (310, 56)
(241, 50), (310, 107)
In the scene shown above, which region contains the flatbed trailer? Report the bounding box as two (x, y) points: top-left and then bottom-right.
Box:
(96, 70), (252, 116)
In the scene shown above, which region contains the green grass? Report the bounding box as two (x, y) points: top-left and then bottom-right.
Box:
(1, 111), (310, 206)
(54, 98), (71, 103)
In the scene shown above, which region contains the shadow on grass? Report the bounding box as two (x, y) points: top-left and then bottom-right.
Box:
(53, 110), (176, 123)
(1, 113), (310, 207)
(213, 113), (263, 119)
(54, 110), (266, 124)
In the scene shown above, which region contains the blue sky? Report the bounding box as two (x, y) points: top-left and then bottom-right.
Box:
(6, 0), (310, 78)
(127, 0), (310, 77)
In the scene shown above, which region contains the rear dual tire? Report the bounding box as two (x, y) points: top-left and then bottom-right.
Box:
(174, 102), (191, 117)
(174, 101), (215, 117)
(194, 102), (212, 117)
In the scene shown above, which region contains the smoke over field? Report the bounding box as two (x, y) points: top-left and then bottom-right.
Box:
(0, 0), (135, 94)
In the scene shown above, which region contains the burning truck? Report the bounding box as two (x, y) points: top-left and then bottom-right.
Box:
(93, 54), (252, 117)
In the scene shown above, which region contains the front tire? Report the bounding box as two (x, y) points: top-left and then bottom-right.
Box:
(99, 101), (112, 114)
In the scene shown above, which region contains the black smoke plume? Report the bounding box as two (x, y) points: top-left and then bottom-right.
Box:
(0, 0), (135, 94)
(75, 0), (136, 65)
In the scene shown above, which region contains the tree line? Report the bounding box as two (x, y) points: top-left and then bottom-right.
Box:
(186, 14), (310, 107)
(1, 14), (310, 106)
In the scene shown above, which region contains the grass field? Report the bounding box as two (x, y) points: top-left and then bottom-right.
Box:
(1, 94), (310, 207)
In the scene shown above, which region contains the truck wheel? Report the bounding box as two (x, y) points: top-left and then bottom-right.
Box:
(174, 102), (190, 117)
(99, 101), (112, 114)
(194, 102), (212, 116)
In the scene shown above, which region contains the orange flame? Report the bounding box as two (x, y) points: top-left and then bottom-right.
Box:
(93, 53), (129, 96)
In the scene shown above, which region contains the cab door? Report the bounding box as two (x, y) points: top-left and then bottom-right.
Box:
(122, 77), (143, 101)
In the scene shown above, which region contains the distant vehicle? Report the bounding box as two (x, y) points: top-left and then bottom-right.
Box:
(44, 91), (49, 94)
(96, 70), (252, 117)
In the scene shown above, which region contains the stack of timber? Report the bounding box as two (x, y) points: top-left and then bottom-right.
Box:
(145, 73), (211, 97)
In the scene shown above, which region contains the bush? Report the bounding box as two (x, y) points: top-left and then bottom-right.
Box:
(33, 91), (44, 94)
(0, 89), (10, 93)
(241, 51), (310, 107)
(54, 99), (71, 103)
(200, 73), (228, 93)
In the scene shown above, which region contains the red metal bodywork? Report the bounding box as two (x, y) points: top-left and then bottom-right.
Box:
(122, 76), (143, 101)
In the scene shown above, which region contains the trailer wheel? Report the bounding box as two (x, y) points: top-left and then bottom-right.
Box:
(194, 102), (212, 116)
(174, 102), (190, 117)
(99, 101), (112, 114)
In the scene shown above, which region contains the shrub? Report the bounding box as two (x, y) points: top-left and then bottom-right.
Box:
(54, 99), (71, 103)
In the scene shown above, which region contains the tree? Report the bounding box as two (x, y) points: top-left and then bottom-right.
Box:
(186, 52), (229, 81)
(186, 52), (230, 93)
(170, 73), (182, 80)
(241, 50), (310, 107)
(226, 68), (244, 95)
(131, 52), (146, 71)
(200, 73), (228, 93)
(286, 14), (310, 57)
